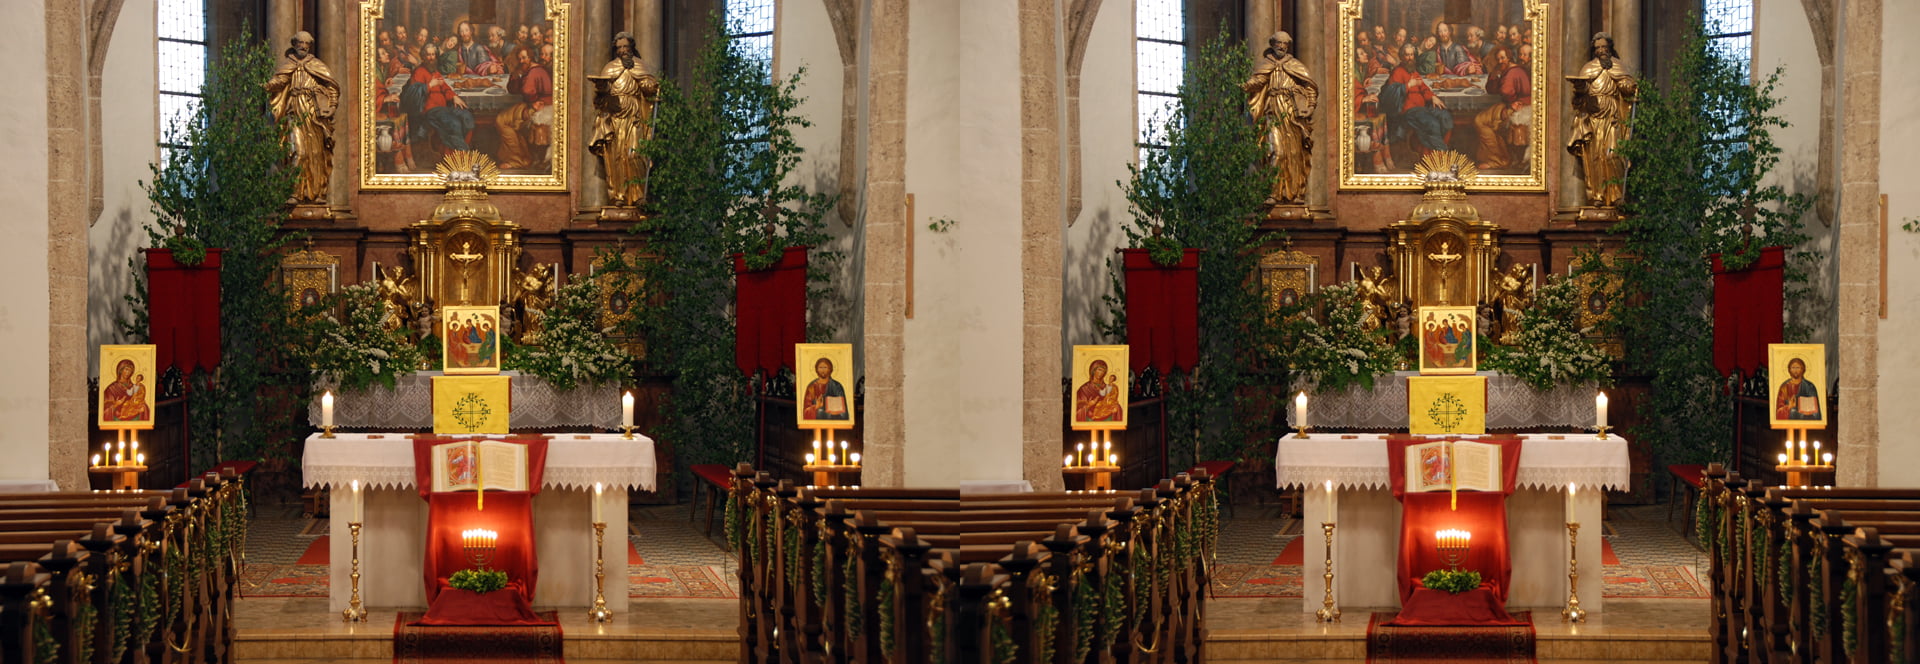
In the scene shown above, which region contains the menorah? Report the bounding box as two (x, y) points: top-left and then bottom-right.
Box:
(1435, 529), (1471, 570)
(463, 528), (498, 569)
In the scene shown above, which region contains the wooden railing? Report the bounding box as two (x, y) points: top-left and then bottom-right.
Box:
(0, 470), (247, 664)
(1702, 463), (1920, 664)
(725, 464), (1220, 663)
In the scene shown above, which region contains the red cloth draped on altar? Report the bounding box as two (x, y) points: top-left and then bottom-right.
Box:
(410, 436), (550, 625)
(1386, 435), (1526, 626)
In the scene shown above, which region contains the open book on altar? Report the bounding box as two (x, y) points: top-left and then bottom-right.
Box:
(429, 440), (529, 493)
(1405, 440), (1502, 493)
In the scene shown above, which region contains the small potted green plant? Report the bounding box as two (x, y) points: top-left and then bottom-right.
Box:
(448, 568), (509, 594)
(1420, 568), (1483, 594)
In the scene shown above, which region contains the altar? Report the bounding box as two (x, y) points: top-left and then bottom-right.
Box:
(1276, 433), (1628, 612)
(310, 372), (621, 430)
(302, 432), (655, 612)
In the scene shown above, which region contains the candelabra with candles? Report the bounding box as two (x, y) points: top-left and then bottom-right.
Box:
(1435, 529), (1472, 571)
(88, 430), (149, 491)
(463, 528), (498, 569)
(1316, 521), (1341, 622)
(1062, 431), (1120, 490)
(1773, 428), (1834, 487)
(802, 433), (862, 487)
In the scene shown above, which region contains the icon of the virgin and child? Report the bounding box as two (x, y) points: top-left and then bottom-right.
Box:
(101, 359), (152, 423)
(1074, 359), (1124, 423)
(1775, 357), (1822, 421)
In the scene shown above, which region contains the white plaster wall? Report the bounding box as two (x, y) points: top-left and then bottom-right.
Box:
(900, 0), (1024, 485)
(1876, 0), (1920, 487)
(777, 0), (862, 347)
(1062, 0), (1133, 359)
(0, 0), (51, 480)
(88, 1), (160, 369)
(1753, 0), (1834, 354)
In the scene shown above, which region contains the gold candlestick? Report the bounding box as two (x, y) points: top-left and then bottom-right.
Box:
(1316, 521), (1341, 622)
(620, 425), (636, 441)
(1562, 521), (1587, 623)
(1594, 424), (1610, 440)
(1295, 425), (1312, 440)
(589, 521), (613, 622)
(320, 424), (337, 439)
(342, 522), (368, 622)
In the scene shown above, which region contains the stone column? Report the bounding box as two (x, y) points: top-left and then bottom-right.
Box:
(1608, 0), (1640, 76)
(319, 0), (353, 216)
(861, 0), (909, 487)
(1834, 0), (1881, 487)
(627, 0), (663, 65)
(1019, 0), (1064, 490)
(582, 0), (614, 212)
(1296, 0), (1328, 213)
(266, 0), (300, 47)
(1556, 0), (1591, 212)
(45, 0), (88, 489)
(1246, 0), (1274, 60)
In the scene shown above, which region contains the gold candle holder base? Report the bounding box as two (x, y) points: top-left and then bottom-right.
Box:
(588, 521), (612, 623)
(619, 426), (636, 441)
(320, 425), (337, 439)
(342, 522), (368, 623)
(1316, 521), (1341, 622)
(1593, 425), (1609, 440)
(1295, 426), (1312, 440)
(1562, 521), (1586, 623)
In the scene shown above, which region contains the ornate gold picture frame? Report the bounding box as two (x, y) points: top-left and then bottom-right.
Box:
(1416, 305), (1478, 375)
(359, 0), (571, 190)
(796, 343), (856, 429)
(1337, 0), (1548, 190)
(1070, 345), (1130, 431)
(279, 246), (339, 310)
(442, 305), (504, 374)
(98, 344), (158, 430)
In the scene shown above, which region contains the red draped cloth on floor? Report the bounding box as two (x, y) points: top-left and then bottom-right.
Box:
(733, 247), (810, 376)
(1121, 248), (1200, 373)
(1386, 435), (1526, 626)
(1710, 247), (1785, 376)
(411, 436), (550, 625)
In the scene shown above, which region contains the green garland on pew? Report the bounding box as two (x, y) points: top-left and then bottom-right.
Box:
(724, 492), (741, 553)
(1101, 562), (1123, 651)
(1810, 553), (1827, 635)
(1778, 543), (1795, 609)
(110, 566), (134, 663)
(1035, 595), (1059, 664)
(164, 537), (185, 628)
(1893, 605), (1908, 664)
(877, 576), (896, 655)
(931, 599), (947, 664)
(75, 600), (98, 664)
(747, 503), (764, 570)
(1698, 497), (1718, 563)
(784, 516), (801, 591)
(844, 553), (863, 638)
(1841, 575), (1858, 656)
(991, 614), (1017, 664)
(138, 566), (161, 648)
(1753, 520), (1769, 590)
(32, 611), (57, 664)
(812, 539), (828, 608)
(1071, 565), (1095, 662)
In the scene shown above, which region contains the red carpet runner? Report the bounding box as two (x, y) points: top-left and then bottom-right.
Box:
(393, 611), (564, 664)
(1366, 611), (1535, 663)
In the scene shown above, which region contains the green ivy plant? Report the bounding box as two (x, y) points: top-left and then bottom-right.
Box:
(1420, 569), (1483, 594)
(448, 568), (509, 594)
(614, 13), (840, 469)
(1482, 276), (1614, 391)
(136, 30), (310, 469)
(1110, 26), (1281, 465)
(504, 279), (636, 391)
(1604, 17), (1815, 465)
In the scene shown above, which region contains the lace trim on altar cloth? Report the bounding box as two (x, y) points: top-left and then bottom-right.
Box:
(1275, 466), (1629, 492)
(1309, 373), (1599, 430)
(1275, 466), (1393, 490)
(303, 466), (657, 491)
(310, 374), (621, 430)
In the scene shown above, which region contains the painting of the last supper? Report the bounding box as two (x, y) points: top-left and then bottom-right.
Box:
(360, 0), (570, 189)
(1339, 0), (1547, 190)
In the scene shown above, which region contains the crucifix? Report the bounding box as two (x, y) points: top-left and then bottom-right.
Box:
(1426, 240), (1463, 305)
(449, 240), (485, 304)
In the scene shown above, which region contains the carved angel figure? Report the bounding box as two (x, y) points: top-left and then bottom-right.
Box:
(376, 265), (418, 332)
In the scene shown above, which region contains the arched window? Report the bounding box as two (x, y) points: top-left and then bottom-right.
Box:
(1704, 0), (1753, 77)
(726, 0), (776, 70)
(1135, 0), (1186, 160)
(158, 0), (209, 152)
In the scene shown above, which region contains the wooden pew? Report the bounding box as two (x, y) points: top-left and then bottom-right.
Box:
(727, 463), (1219, 664)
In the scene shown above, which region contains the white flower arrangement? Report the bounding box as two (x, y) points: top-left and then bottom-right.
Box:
(300, 283), (424, 391)
(507, 279), (636, 391)
(1483, 276), (1613, 391)
(1278, 282), (1399, 393)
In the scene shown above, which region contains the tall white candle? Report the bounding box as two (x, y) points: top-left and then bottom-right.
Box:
(621, 391), (635, 429)
(1813, 440), (1821, 463)
(593, 483), (604, 523)
(350, 480), (362, 523)
(1076, 443), (1085, 467)
(1296, 392), (1309, 431)
(1567, 483), (1578, 524)
(322, 391), (335, 428)
(1595, 392), (1608, 429)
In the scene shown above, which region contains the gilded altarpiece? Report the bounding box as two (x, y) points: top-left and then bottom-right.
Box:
(280, 246), (340, 310)
(407, 154), (525, 307)
(1260, 247), (1319, 313)
(1336, 0), (1549, 190)
(1385, 154), (1504, 308)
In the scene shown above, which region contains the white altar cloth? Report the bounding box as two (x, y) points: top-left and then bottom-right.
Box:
(1276, 433), (1627, 612)
(302, 432), (657, 612)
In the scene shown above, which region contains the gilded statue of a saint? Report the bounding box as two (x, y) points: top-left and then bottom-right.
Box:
(266, 31), (340, 206)
(1356, 266), (1397, 332)
(588, 32), (661, 209)
(1567, 32), (1637, 209)
(1244, 31), (1318, 206)
(1491, 263), (1534, 344)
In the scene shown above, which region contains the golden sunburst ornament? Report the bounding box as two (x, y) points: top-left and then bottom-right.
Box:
(436, 151), (501, 187)
(1411, 151), (1479, 184)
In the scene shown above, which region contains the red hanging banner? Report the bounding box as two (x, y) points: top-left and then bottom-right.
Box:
(1710, 246), (1785, 377)
(1121, 248), (1200, 374)
(734, 246), (811, 376)
(143, 248), (223, 373)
